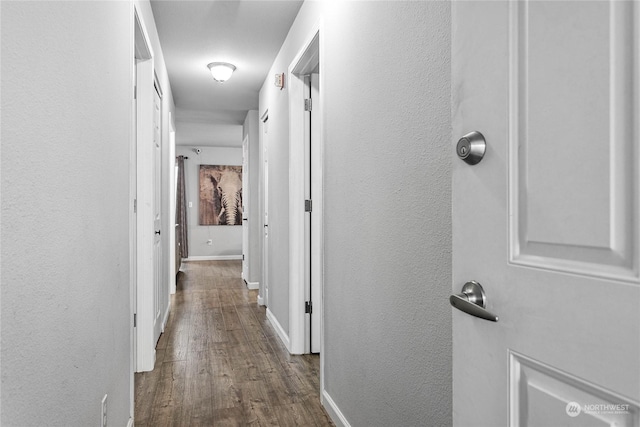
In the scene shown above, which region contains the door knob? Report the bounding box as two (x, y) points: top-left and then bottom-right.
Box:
(450, 281), (498, 322)
(456, 131), (486, 165)
(155, 230), (161, 235)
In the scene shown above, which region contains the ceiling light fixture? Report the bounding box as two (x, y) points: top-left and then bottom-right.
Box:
(207, 62), (236, 83)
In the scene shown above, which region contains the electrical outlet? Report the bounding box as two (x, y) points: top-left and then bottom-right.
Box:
(101, 394), (107, 427)
(206, 239), (213, 245)
(188, 201), (192, 208)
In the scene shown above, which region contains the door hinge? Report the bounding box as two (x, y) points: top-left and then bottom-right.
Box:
(133, 199), (137, 214)
(305, 301), (312, 314)
(133, 313), (137, 328)
(134, 86), (137, 100)
(304, 98), (312, 111)
(243, 254), (245, 261)
(305, 199), (312, 212)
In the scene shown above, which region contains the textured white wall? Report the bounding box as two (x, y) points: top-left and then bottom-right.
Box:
(243, 111), (261, 283)
(260, 1), (452, 425)
(258, 0), (325, 335)
(1, 1), (132, 425)
(175, 146), (243, 258)
(174, 113), (243, 148)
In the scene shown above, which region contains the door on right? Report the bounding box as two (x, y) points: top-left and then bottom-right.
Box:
(452, 2), (639, 426)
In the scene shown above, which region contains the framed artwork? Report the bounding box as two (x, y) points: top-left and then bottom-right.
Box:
(199, 165), (243, 225)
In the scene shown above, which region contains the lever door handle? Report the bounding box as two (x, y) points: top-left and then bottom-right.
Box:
(450, 281), (498, 322)
(155, 230), (161, 235)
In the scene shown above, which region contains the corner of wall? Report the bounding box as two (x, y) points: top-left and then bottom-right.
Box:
(321, 389), (352, 427)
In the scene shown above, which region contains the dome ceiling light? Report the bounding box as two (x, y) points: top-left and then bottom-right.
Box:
(207, 62), (236, 83)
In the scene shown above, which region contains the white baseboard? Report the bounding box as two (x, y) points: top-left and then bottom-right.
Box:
(322, 389), (351, 427)
(246, 281), (259, 290)
(127, 418), (134, 427)
(266, 308), (290, 352)
(257, 295), (265, 306)
(184, 255), (242, 261)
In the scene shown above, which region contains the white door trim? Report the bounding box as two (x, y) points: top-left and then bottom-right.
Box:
(287, 19), (324, 363)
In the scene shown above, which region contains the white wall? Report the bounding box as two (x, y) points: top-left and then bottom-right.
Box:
(1, 1), (132, 425)
(243, 110), (261, 284)
(259, 1), (452, 425)
(175, 109), (243, 148)
(175, 146), (243, 258)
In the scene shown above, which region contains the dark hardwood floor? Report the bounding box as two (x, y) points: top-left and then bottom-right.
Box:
(134, 260), (334, 427)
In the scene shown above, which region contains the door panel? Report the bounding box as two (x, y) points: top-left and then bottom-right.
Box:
(452, 1), (639, 426)
(135, 57), (156, 372)
(153, 83), (162, 343)
(242, 137), (249, 281)
(509, 1), (638, 280)
(310, 72), (321, 354)
(303, 74), (312, 352)
(262, 118), (269, 306)
(510, 351), (637, 427)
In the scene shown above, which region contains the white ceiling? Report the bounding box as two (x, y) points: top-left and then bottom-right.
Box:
(150, 0), (303, 147)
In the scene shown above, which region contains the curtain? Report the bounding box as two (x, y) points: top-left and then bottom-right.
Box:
(176, 155), (189, 259)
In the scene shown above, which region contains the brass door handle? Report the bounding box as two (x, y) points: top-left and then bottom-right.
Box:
(450, 281), (498, 322)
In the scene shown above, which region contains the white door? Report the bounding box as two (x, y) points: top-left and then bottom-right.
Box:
(262, 117), (269, 306)
(242, 136), (249, 282)
(309, 73), (321, 353)
(452, 2), (639, 426)
(152, 82), (162, 343)
(135, 57), (156, 372)
(303, 75), (312, 352)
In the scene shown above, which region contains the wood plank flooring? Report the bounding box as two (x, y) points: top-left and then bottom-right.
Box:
(134, 260), (334, 427)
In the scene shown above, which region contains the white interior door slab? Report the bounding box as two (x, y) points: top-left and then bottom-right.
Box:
(452, 2), (639, 426)
(242, 136), (249, 281)
(304, 74), (312, 352)
(310, 72), (321, 354)
(135, 57), (156, 372)
(262, 117), (269, 306)
(152, 81), (162, 344)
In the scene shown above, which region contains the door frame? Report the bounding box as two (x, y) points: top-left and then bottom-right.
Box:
(287, 21), (325, 359)
(132, 3), (156, 374)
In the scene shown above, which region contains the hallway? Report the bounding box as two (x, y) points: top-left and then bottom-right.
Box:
(134, 261), (334, 426)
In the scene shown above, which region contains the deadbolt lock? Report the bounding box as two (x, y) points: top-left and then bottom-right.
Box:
(456, 131), (486, 165)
